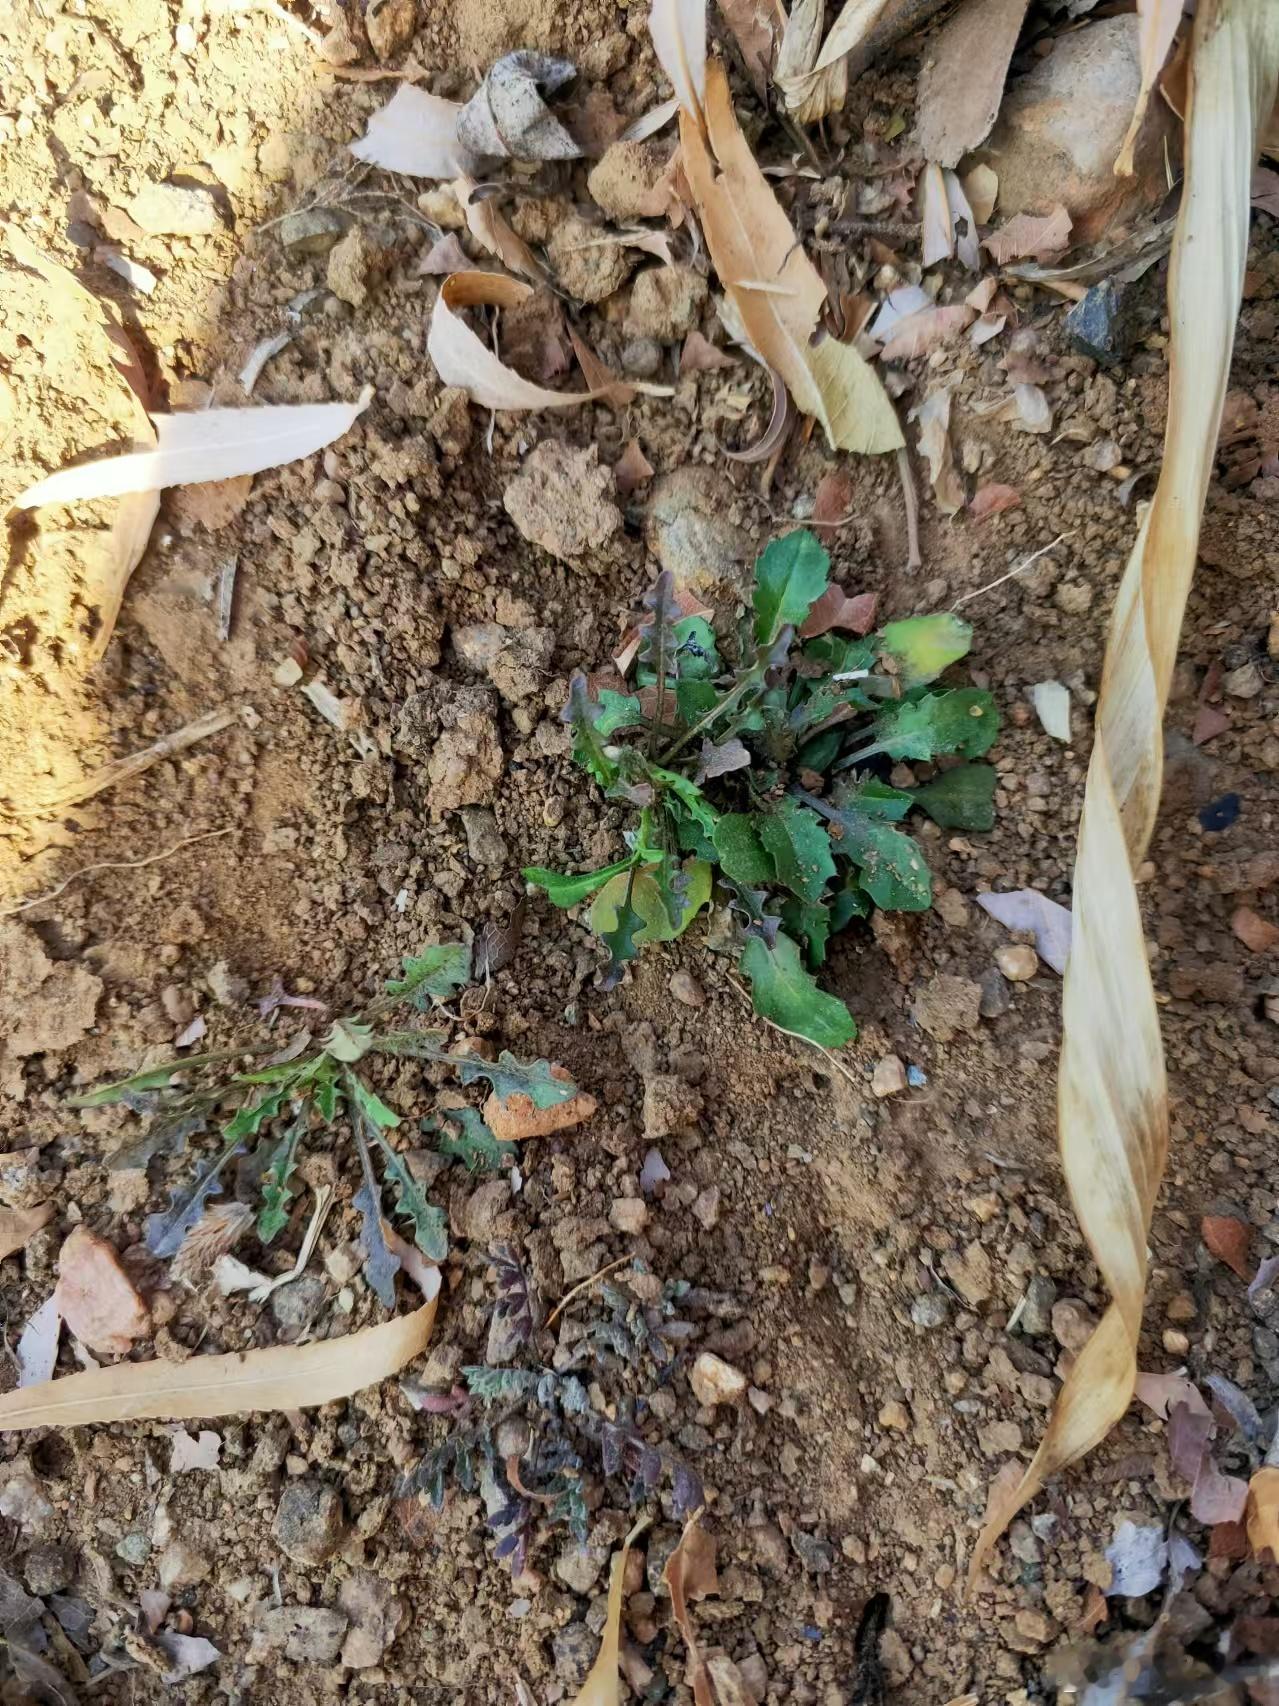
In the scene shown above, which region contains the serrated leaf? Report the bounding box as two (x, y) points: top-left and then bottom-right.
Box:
(649, 764), (718, 834)
(758, 798), (836, 903)
(562, 670), (618, 786)
(347, 1075), (401, 1130)
(595, 690), (645, 735)
(436, 1106), (507, 1172)
(370, 1029), (451, 1061)
(862, 688), (1000, 764)
(909, 762), (998, 830)
(384, 943), (472, 1009)
(712, 813), (774, 885)
(590, 862), (711, 947)
(257, 1109), (308, 1243)
(779, 897), (831, 967)
(69, 1047), (250, 1108)
(224, 1085), (291, 1142)
(144, 1133), (244, 1258)
(314, 1076), (339, 1121)
(753, 529), (830, 644)
(739, 932), (856, 1048)
(376, 1135), (448, 1261)
(877, 612), (972, 687)
(323, 1017), (375, 1063)
(523, 857), (637, 908)
(347, 1088), (401, 1309)
(456, 1051), (579, 1109)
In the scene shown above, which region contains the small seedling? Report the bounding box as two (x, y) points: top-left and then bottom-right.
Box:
(72, 944), (576, 1306)
(525, 529), (999, 1045)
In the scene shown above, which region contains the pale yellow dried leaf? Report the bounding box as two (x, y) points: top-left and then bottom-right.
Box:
(455, 176), (544, 282)
(920, 162), (954, 265)
(914, 388), (964, 515)
(715, 0), (784, 96)
(0, 1202), (54, 1264)
(775, 0), (825, 89)
(569, 1517), (649, 1706)
(0, 1284), (438, 1431)
(678, 62), (902, 453)
(427, 272), (602, 411)
(778, 0), (890, 117)
(1116, 0), (1184, 176)
(971, 0), (1279, 1582)
(962, 163), (998, 225)
(650, 0), (707, 122)
(663, 1512), (716, 1706)
(1247, 1465), (1279, 1559)
(349, 84), (470, 178)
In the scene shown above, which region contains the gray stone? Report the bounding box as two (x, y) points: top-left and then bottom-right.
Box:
(250, 1605), (349, 1664)
(269, 1273), (327, 1341)
(645, 467), (752, 597)
(22, 1543), (73, 1597)
(461, 807), (508, 868)
(971, 17), (1176, 244)
(790, 1531), (836, 1574)
(553, 1538), (611, 1595)
(115, 1533), (151, 1566)
(127, 182), (219, 237)
(978, 967), (1012, 1019)
(910, 1292), (951, 1330)
(1064, 279), (1138, 366)
(273, 1479), (348, 1566)
(621, 336), (662, 378)
(277, 208), (347, 255)
(1018, 1274), (1057, 1338)
(552, 1620), (598, 1686)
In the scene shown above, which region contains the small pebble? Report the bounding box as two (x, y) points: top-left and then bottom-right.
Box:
(871, 1054), (907, 1098)
(996, 944), (1039, 982)
(878, 1399), (911, 1431)
(910, 1292), (951, 1330)
(669, 969), (705, 1007)
(978, 967), (1011, 1018)
(689, 1352), (748, 1407)
(1162, 1328), (1191, 1356)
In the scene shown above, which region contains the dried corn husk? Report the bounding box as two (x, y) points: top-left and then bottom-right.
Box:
(971, 0), (1279, 1580)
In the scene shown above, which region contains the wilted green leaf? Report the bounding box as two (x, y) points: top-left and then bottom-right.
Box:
(862, 689), (999, 764)
(347, 1074), (401, 1130)
(712, 813), (774, 886)
(385, 943), (472, 1009)
(257, 1109), (308, 1243)
(456, 1051), (579, 1109)
(224, 1084), (291, 1142)
(68, 1047), (250, 1108)
(877, 612), (972, 687)
(739, 932), (856, 1049)
(758, 798), (836, 904)
(436, 1106), (506, 1172)
(144, 1132), (244, 1258)
(649, 765), (718, 835)
(523, 857), (638, 908)
(753, 530), (830, 644)
(374, 1133), (447, 1261)
(909, 762), (998, 830)
(830, 881), (871, 932)
(323, 1016), (375, 1063)
(370, 1030), (450, 1061)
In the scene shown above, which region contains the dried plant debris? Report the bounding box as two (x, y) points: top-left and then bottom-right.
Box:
(524, 535), (998, 1045)
(456, 53), (582, 162)
(350, 85), (473, 177)
(72, 942), (586, 1307)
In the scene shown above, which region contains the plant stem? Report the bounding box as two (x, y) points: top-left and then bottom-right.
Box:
(658, 664), (764, 764)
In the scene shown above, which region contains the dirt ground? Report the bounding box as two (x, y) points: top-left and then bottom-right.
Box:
(2, 0), (1278, 1701)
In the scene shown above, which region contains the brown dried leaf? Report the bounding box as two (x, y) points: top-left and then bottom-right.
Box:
(1230, 905), (1279, 952)
(0, 1283), (439, 1430)
(1247, 1465), (1279, 1560)
(969, 481), (1020, 521)
(916, 0), (1031, 167)
(984, 205), (1072, 265)
(455, 176), (545, 282)
(672, 59), (902, 452)
(54, 1226), (150, 1357)
(680, 329), (736, 371)
(799, 585), (877, 637)
(962, 164), (999, 225)
(913, 388), (965, 516)
(428, 272), (620, 410)
(1202, 1213), (1253, 1281)
(879, 303), (974, 362)
(971, 0), (1279, 1577)
(715, 0), (784, 97)
(417, 233), (472, 275)
(777, 0), (892, 121)
(0, 1202), (53, 1263)
(614, 439), (656, 495)
(663, 1511), (717, 1706)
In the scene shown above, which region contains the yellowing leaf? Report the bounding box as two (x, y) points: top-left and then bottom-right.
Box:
(971, 0), (1279, 1583)
(0, 1202), (53, 1263)
(570, 1518), (649, 1706)
(778, 0), (892, 119)
(1248, 1465), (1279, 1560)
(349, 85), (472, 178)
(0, 1279), (438, 1431)
(676, 62), (902, 454)
(455, 175), (545, 282)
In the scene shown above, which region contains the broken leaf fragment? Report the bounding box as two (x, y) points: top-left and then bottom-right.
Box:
(349, 85), (473, 178)
(569, 1517), (649, 1706)
(457, 51), (581, 162)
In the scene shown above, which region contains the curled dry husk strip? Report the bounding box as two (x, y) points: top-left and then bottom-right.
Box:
(568, 1516), (650, 1705)
(971, 0), (1279, 1581)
